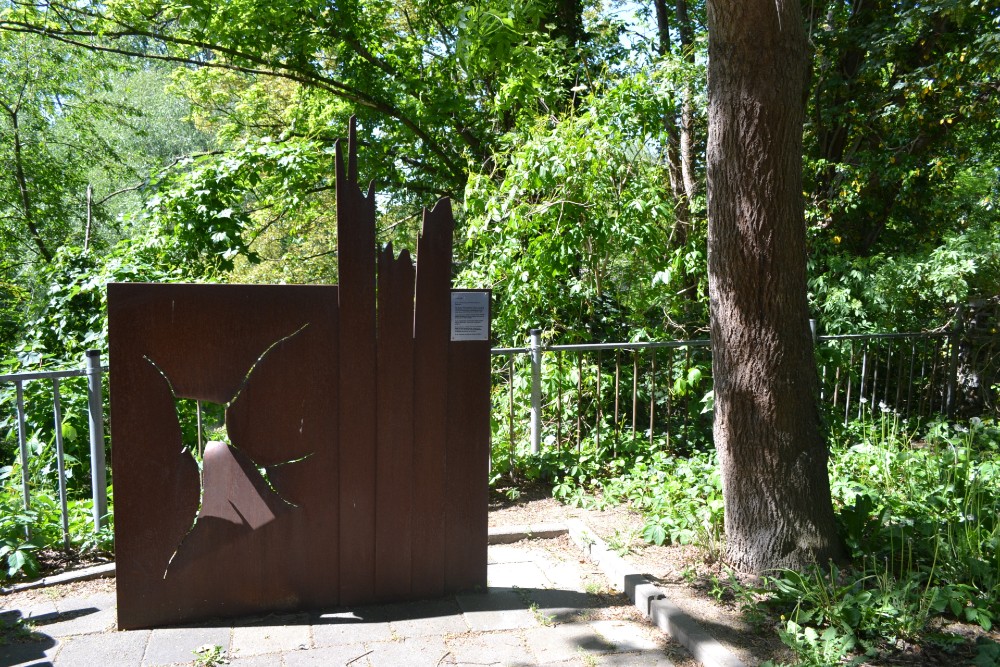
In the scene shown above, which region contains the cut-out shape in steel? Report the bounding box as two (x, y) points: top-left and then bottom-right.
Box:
(146, 326), (314, 578)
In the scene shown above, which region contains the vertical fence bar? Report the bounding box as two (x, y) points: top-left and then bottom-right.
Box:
(52, 379), (71, 551)
(905, 340), (916, 418)
(556, 351), (563, 453)
(918, 339), (930, 416)
(613, 351), (621, 456)
(665, 348), (673, 450)
(576, 354), (583, 453)
(893, 341), (904, 413)
(508, 357), (515, 472)
(929, 338), (943, 415)
(529, 329), (542, 455)
(683, 347), (692, 443)
(15, 380), (30, 515)
(86, 350), (108, 532)
(870, 341), (880, 413)
(648, 349), (656, 447)
(631, 351), (638, 440)
(946, 308), (963, 417)
(595, 350), (602, 451)
(844, 342), (855, 425)
(832, 365), (841, 407)
(857, 343), (869, 420)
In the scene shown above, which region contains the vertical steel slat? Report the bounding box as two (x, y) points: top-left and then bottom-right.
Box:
(613, 350), (621, 456)
(820, 362), (826, 403)
(665, 348), (673, 450)
(906, 340), (917, 419)
(595, 351), (602, 451)
(556, 351), (563, 453)
(844, 342), (855, 426)
(893, 341), (905, 412)
(15, 380), (30, 513)
(927, 338), (941, 415)
(683, 347), (692, 443)
(631, 351), (638, 440)
(832, 365), (841, 408)
(857, 343), (869, 420)
(529, 329), (542, 455)
(918, 339), (930, 417)
(52, 379), (71, 551)
(648, 349), (656, 447)
(870, 341), (880, 413)
(576, 353), (583, 453)
(85, 350), (107, 531)
(882, 341), (892, 409)
(508, 358), (515, 472)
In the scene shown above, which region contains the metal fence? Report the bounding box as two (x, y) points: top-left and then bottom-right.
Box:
(492, 325), (1000, 456)
(0, 351), (108, 549)
(2, 322), (998, 549)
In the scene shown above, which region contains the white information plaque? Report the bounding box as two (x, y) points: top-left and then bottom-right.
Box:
(450, 291), (490, 341)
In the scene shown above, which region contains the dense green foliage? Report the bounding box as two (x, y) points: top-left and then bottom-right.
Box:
(0, 6), (997, 665)
(509, 405), (1000, 663)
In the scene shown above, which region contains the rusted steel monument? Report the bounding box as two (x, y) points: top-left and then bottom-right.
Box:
(108, 120), (491, 629)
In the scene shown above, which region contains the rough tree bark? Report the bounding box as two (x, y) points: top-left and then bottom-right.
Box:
(705, 0), (845, 572)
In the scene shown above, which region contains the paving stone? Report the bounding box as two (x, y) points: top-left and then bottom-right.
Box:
(444, 630), (535, 666)
(38, 604), (117, 637)
(456, 589), (537, 631)
(311, 608), (392, 646)
(284, 642), (373, 666)
(143, 625), (232, 666)
(225, 654), (283, 667)
(54, 590), (116, 613)
(487, 544), (532, 564)
(0, 634), (60, 667)
(522, 587), (593, 624)
(596, 650), (675, 666)
(488, 561), (552, 589)
(523, 622), (615, 664)
(7, 599), (60, 623)
(384, 599), (468, 638)
(230, 614), (311, 657)
(534, 557), (587, 591)
(366, 636), (450, 666)
(589, 620), (661, 652)
(53, 629), (149, 667)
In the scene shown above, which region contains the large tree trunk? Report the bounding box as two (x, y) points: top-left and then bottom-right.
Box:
(705, 0), (844, 572)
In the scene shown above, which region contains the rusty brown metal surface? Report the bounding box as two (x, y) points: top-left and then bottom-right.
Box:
(445, 290), (492, 592)
(410, 199), (454, 600)
(336, 121), (378, 606)
(109, 283), (340, 629)
(375, 243), (416, 600)
(109, 118), (488, 630)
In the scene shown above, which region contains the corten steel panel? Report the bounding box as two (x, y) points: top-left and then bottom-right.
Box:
(410, 199), (454, 599)
(375, 244), (416, 600)
(108, 283), (339, 629)
(445, 291), (492, 592)
(336, 122), (379, 605)
(110, 118), (489, 628)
